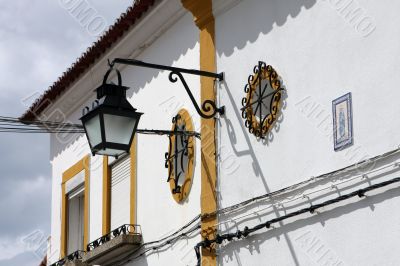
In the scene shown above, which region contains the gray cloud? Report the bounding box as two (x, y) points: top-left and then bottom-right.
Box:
(0, 251), (40, 266)
(0, 1), (135, 264)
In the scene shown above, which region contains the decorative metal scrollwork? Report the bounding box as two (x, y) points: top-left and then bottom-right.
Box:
(165, 109), (195, 203)
(169, 71), (225, 119)
(49, 250), (85, 266)
(241, 61), (284, 138)
(86, 224), (141, 252)
(110, 58), (225, 119)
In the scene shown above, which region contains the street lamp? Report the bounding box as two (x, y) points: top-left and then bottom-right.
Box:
(80, 67), (142, 158)
(81, 58), (224, 158)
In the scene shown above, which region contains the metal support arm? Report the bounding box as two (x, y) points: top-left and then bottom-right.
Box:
(110, 58), (225, 119)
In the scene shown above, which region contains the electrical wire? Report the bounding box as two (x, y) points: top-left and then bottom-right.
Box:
(0, 116), (83, 133)
(43, 137), (400, 266)
(0, 116), (201, 137)
(111, 172), (400, 266)
(193, 176), (400, 266)
(117, 222), (201, 265)
(111, 214), (201, 265)
(217, 161), (400, 228)
(109, 146), (400, 265)
(11, 112), (394, 265)
(203, 146), (400, 220)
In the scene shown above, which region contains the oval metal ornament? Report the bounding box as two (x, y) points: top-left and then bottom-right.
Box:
(241, 61), (284, 139)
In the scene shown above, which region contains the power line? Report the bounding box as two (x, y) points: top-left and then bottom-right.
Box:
(216, 160), (400, 228)
(110, 214), (202, 266)
(109, 146), (400, 265)
(193, 176), (400, 266)
(0, 116), (201, 137)
(203, 146), (400, 220)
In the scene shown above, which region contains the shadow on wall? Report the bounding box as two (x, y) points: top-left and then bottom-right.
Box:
(219, 186), (400, 266)
(216, 0), (318, 190)
(220, 73), (296, 265)
(216, 1), (317, 265)
(216, 0), (317, 58)
(219, 152), (400, 231)
(125, 12), (198, 99)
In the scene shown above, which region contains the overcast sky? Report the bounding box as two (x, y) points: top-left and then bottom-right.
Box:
(0, 1), (133, 265)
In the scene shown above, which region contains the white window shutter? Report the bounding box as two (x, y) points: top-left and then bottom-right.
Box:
(67, 192), (84, 254)
(111, 155), (131, 230)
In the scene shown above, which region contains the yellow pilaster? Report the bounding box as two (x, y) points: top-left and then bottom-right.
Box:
(181, 1), (217, 265)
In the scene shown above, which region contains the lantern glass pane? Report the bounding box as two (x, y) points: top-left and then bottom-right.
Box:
(96, 148), (126, 157)
(84, 114), (102, 147)
(103, 114), (137, 145)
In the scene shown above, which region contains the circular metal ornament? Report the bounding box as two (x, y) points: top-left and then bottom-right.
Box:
(241, 61), (284, 138)
(165, 109), (195, 203)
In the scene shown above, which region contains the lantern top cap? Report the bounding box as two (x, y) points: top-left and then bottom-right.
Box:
(96, 66), (129, 99)
(96, 83), (129, 99)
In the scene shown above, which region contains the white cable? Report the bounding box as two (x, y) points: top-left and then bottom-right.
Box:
(217, 149), (400, 217)
(218, 160), (400, 228)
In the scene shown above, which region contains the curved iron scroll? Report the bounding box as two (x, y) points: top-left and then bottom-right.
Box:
(110, 58), (225, 119)
(169, 71), (225, 119)
(86, 224), (141, 252)
(49, 250), (85, 266)
(165, 114), (193, 194)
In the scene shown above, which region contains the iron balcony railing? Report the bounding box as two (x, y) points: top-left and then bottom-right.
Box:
(49, 250), (85, 266)
(86, 224), (142, 252)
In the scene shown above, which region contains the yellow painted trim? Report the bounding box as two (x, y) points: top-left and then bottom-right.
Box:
(102, 156), (111, 235)
(181, 0), (217, 264)
(130, 137), (137, 225)
(168, 109), (196, 203)
(60, 183), (67, 258)
(60, 155), (90, 258)
(181, 0), (214, 29)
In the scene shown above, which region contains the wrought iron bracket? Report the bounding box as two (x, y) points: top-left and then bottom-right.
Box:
(110, 58), (225, 119)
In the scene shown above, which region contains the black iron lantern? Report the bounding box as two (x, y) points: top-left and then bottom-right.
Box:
(80, 67), (142, 158)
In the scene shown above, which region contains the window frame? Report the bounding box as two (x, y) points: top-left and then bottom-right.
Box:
(61, 155), (90, 258)
(102, 137), (137, 235)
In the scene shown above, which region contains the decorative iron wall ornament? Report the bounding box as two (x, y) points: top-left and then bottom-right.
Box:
(165, 109), (195, 203)
(241, 61), (284, 138)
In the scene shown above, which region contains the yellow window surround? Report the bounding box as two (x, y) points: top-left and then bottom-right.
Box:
(60, 155), (90, 258)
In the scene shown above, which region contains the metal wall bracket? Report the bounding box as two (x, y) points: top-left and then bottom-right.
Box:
(110, 58), (225, 119)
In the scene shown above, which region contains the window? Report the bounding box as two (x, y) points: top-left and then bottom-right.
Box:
(67, 185), (84, 254)
(61, 155), (90, 258)
(102, 138), (137, 235)
(110, 155), (131, 230)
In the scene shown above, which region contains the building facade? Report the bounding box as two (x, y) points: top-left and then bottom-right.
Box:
(22, 0), (400, 265)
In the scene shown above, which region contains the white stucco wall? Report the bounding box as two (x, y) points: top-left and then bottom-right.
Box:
(123, 11), (202, 266)
(215, 0), (400, 265)
(47, 2), (202, 265)
(46, 0), (400, 265)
